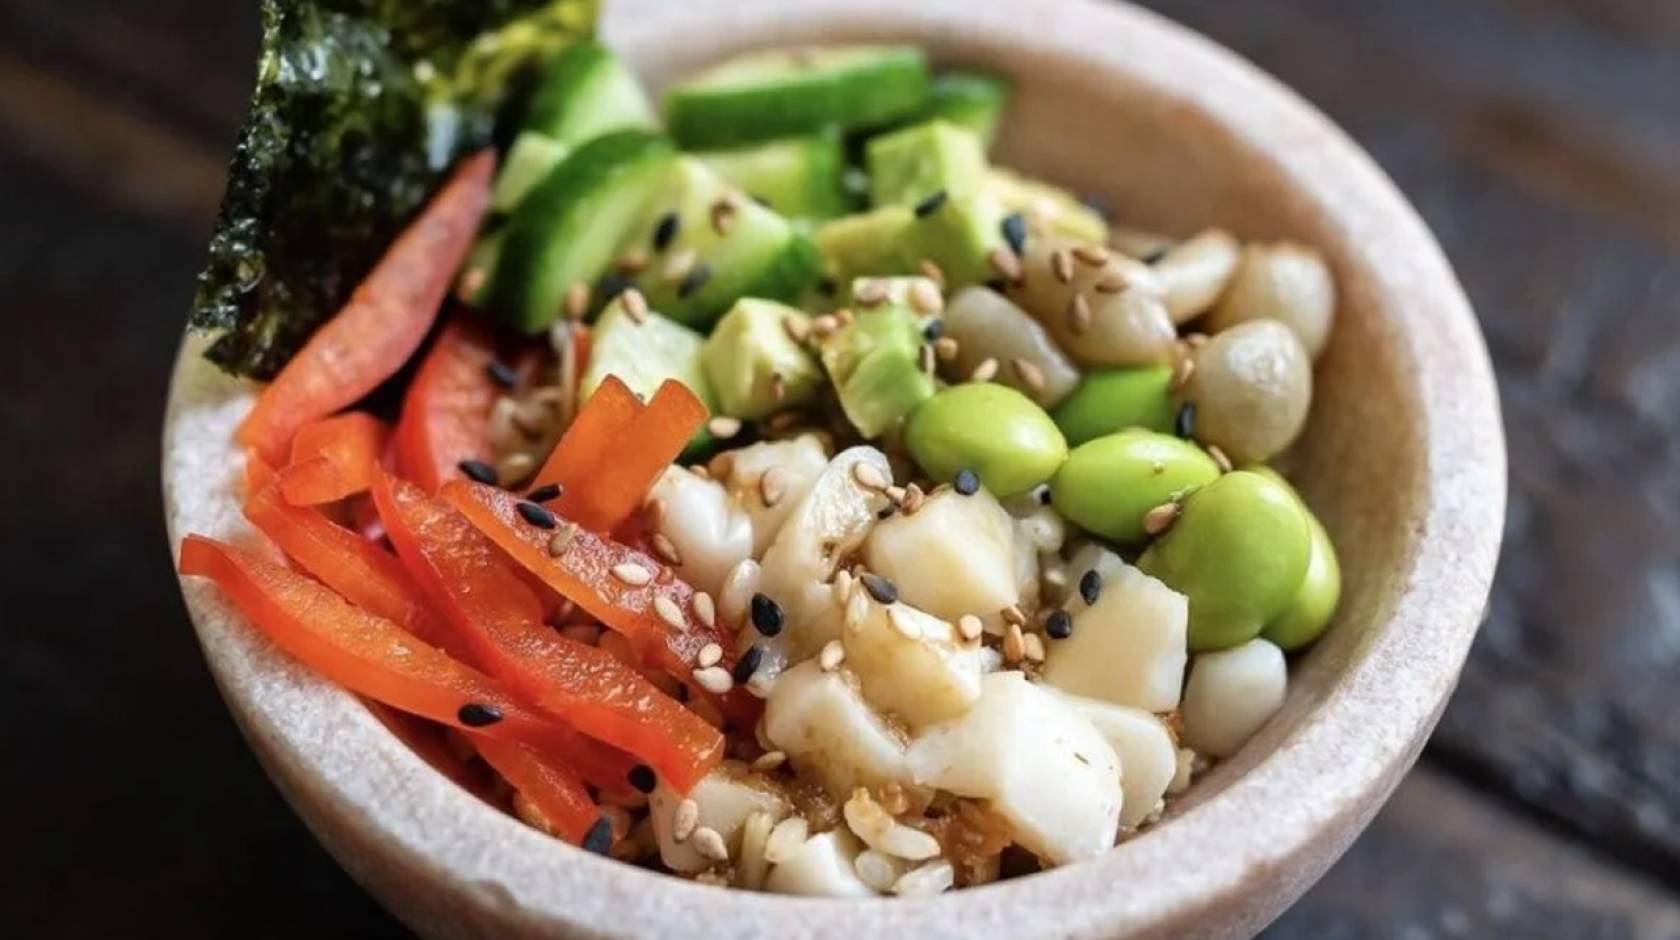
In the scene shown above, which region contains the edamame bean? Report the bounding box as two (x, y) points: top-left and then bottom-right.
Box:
(1176, 319), (1312, 465)
(1051, 367), (1175, 446)
(1206, 241), (1336, 359)
(1050, 430), (1219, 543)
(905, 383), (1068, 498)
(1138, 470), (1311, 651)
(1252, 467), (1342, 650)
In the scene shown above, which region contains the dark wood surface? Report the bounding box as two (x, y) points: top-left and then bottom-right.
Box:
(3, 0), (1677, 936)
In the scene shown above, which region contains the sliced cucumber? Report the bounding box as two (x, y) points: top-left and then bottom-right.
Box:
(908, 71), (1010, 147)
(490, 132), (571, 214)
(583, 297), (717, 454)
(522, 40), (658, 148)
(693, 130), (849, 221)
(487, 130), (675, 333)
(818, 301), (935, 439)
(666, 45), (928, 148)
(628, 158), (821, 329)
(866, 119), (988, 207)
(702, 298), (823, 420)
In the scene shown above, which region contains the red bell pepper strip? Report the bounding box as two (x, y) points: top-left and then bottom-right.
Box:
(243, 481), (460, 656)
(528, 375), (644, 523)
(374, 474), (724, 791)
(278, 412), (389, 506)
(365, 700), (491, 800)
(178, 535), (577, 752)
(393, 319), (501, 492)
(473, 737), (602, 845)
(237, 151), (497, 464)
(584, 379), (709, 535)
(442, 481), (761, 731)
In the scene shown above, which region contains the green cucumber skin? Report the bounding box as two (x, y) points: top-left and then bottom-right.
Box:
(488, 130), (674, 333)
(523, 40), (657, 146)
(912, 71), (1010, 145)
(666, 48), (929, 149)
(650, 231), (823, 331)
(694, 131), (849, 221)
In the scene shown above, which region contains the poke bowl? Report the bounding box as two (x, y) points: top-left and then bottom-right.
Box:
(163, 0), (1505, 937)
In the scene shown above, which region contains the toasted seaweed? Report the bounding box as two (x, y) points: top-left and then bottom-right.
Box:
(189, 0), (598, 379)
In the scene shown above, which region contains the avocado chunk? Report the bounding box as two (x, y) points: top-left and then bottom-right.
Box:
(582, 296), (717, 453)
(865, 119), (988, 208)
(814, 206), (915, 282)
(819, 302), (936, 438)
(985, 167), (1109, 245)
(814, 197), (1002, 288)
(702, 299), (823, 420)
(627, 158), (822, 330)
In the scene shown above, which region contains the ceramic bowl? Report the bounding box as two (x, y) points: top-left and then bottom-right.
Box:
(163, 0), (1506, 936)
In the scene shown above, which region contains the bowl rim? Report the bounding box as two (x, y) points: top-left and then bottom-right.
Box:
(163, 1), (1506, 937)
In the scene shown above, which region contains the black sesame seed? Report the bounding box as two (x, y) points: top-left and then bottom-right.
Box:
(627, 764), (657, 794)
(527, 483), (563, 503)
(582, 816), (614, 855)
(914, 189), (949, 218)
(860, 572), (898, 604)
(1000, 212), (1028, 256)
(457, 702), (503, 727)
(485, 360), (519, 389)
(750, 193), (773, 209)
(876, 504), (898, 520)
(749, 592), (785, 637)
(517, 501), (558, 529)
(732, 645), (765, 684)
(597, 271), (632, 303)
(1045, 609), (1074, 640)
(984, 277), (1009, 293)
(678, 262), (712, 299)
(1142, 247), (1168, 265)
(1037, 484), (1052, 506)
(1174, 401), (1197, 440)
(458, 459), (498, 485)
(816, 277), (839, 297)
(1079, 569), (1103, 606)
(953, 468), (980, 496)
(922, 319), (945, 341)
(651, 211), (680, 251)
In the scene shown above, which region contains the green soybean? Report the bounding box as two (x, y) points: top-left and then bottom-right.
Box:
(1252, 468), (1342, 650)
(1138, 470), (1311, 651)
(1051, 367), (1175, 446)
(1050, 430), (1219, 543)
(905, 383), (1068, 498)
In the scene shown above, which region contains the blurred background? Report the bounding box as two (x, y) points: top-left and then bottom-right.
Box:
(2, 0), (1677, 936)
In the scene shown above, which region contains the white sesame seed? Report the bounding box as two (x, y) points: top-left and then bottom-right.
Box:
(988, 247), (1022, 282)
(1050, 248), (1074, 283)
(654, 595), (687, 632)
(852, 461), (890, 491)
(783, 315), (811, 344)
(855, 850), (902, 893)
(707, 415), (743, 439)
(958, 614), (983, 641)
(751, 750), (788, 773)
(564, 281), (591, 320)
(1207, 444), (1233, 473)
(1004, 622), (1026, 664)
(662, 247), (697, 282)
(1172, 353), (1196, 390)
(1001, 604), (1027, 627)
(693, 666), (733, 695)
(1143, 501), (1181, 535)
(547, 525), (576, 557)
(698, 643), (724, 668)
(764, 817), (809, 864)
(908, 280), (943, 314)
(759, 468), (787, 507)
(691, 591), (716, 628)
(691, 826), (729, 862)
(459, 267), (486, 298)
(1012, 357), (1046, 393)
(650, 532), (682, 566)
(1073, 244), (1111, 267)
(919, 343), (936, 376)
(812, 314), (840, 337)
(673, 798), (700, 842)
(621, 287), (649, 324)
(933, 336), (959, 362)
(1066, 292), (1093, 334)
(615, 249), (649, 275)
(893, 860), (955, 897)
(819, 639), (845, 672)
(969, 357), (999, 383)
(855, 280), (890, 307)
(611, 563), (652, 587)
(917, 259), (947, 288)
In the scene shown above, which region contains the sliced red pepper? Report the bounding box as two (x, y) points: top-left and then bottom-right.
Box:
(375, 474), (723, 791)
(393, 319), (501, 492)
(528, 374), (644, 524)
(364, 700), (492, 801)
(238, 151), (497, 464)
(278, 412), (389, 506)
(442, 481), (761, 730)
(179, 535), (578, 750)
(243, 481), (461, 656)
(473, 737), (601, 845)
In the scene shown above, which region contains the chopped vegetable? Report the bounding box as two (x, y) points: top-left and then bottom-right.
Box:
(278, 412), (389, 505)
(529, 374), (644, 513)
(237, 152), (497, 463)
(473, 736), (602, 845)
(374, 473), (724, 790)
(393, 320), (501, 492)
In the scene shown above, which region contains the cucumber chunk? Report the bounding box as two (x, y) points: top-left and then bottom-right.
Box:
(819, 300), (935, 438)
(815, 197), (1003, 289)
(523, 40), (657, 148)
(866, 119), (988, 208)
(487, 130), (675, 332)
(628, 158), (821, 330)
(694, 130), (849, 221)
(913, 71), (1010, 147)
(582, 296), (717, 454)
(666, 45), (928, 148)
(490, 132), (571, 214)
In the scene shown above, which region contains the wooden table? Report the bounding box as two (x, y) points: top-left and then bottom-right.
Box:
(3, 1), (1677, 936)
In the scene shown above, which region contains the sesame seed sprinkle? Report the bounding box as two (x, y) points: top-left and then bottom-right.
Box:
(564, 281), (592, 320)
(969, 357), (1000, 383)
(1143, 501), (1181, 535)
(1003, 622), (1026, 664)
(1066, 293), (1092, 335)
(1046, 608), (1075, 639)
(517, 501), (557, 529)
(620, 287), (649, 323)
(1001, 604), (1027, 628)
(1172, 353), (1196, 390)
(909, 280), (944, 314)
(654, 594), (687, 631)
(662, 247), (697, 282)
(819, 639), (846, 671)
(1094, 272), (1129, 293)
(1079, 569), (1103, 606)
(547, 525), (577, 557)
(750, 592), (785, 637)
(1208, 444), (1233, 473)
(582, 816), (614, 855)
(751, 750), (788, 773)
(691, 591), (717, 628)
(673, 799), (700, 842)
(1012, 357), (1047, 394)
(1051, 248), (1074, 283)
(732, 645), (765, 684)
(933, 336), (960, 362)
(861, 572), (899, 604)
(1174, 401), (1197, 439)
(954, 468), (980, 496)
(527, 482), (562, 503)
(610, 563), (652, 587)
(1022, 632), (1047, 662)
(852, 461), (890, 491)
(913, 189), (949, 217)
(759, 468), (787, 507)
(988, 247), (1023, 282)
(917, 259), (947, 288)
(1000, 212), (1028, 256)
(1073, 244), (1111, 266)
(698, 643), (724, 668)
(958, 614), (983, 641)
(691, 826), (729, 862)
(783, 315), (811, 344)
(693, 666), (733, 695)
(458, 460), (498, 485)
(855, 280), (889, 307)
(651, 211), (680, 251)
(485, 360), (518, 389)
(457, 702), (503, 727)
